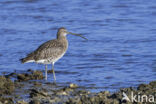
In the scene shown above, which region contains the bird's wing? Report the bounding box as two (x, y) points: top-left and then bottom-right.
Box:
(34, 40), (64, 60)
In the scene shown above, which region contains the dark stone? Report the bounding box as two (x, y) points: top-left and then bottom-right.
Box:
(5, 72), (17, 78)
(30, 89), (48, 98)
(69, 83), (78, 88)
(17, 71), (44, 81)
(137, 83), (151, 91)
(149, 81), (156, 88)
(0, 97), (14, 104)
(0, 76), (14, 94)
(27, 69), (33, 72)
(17, 100), (28, 104)
(29, 99), (40, 104)
(47, 70), (53, 73)
(1, 70), (156, 104)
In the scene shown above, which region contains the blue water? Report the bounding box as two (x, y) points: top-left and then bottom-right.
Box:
(0, 0), (156, 92)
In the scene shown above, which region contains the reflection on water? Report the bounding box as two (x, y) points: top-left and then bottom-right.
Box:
(0, 0), (156, 92)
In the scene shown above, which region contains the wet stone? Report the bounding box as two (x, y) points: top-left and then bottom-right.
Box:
(69, 83), (78, 88)
(30, 89), (48, 98)
(98, 91), (110, 96)
(29, 99), (41, 104)
(149, 81), (156, 88)
(33, 82), (42, 87)
(137, 83), (151, 91)
(0, 70), (156, 104)
(27, 69), (33, 72)
(66, 97), (82, 104)
(47, 70), (53, 73)
(0, 97), (14, 104)
(0, 76), (14, 94)
(17, 71), (44, 81)
(17, 100), (28, 104)
(5, 72), (17, 78)
(55, 87), (74, 96)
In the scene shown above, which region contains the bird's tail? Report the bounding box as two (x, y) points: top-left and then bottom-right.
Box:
(20, 52), (34, 63)
(20, 58), (29, 63)
(20, 58), (25, 63)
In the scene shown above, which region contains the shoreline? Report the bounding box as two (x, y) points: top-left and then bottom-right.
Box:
(0, 70), (155, 104)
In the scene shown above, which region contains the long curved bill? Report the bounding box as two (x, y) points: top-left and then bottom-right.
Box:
(68, 32), (88, 40)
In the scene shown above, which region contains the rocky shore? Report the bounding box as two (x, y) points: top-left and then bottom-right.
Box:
(0, 70), (155, 104)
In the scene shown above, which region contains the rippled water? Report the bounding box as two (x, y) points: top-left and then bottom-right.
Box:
(0, 0), (156, 92)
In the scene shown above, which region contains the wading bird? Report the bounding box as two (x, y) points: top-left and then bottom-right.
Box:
(20, 27), (87, 81)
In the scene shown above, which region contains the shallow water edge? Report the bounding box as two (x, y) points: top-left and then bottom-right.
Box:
(0, 70), (156, 104)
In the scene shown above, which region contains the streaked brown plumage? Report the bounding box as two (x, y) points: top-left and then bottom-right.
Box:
(21, 38), (68, 64)
(20, 27), (87, 81)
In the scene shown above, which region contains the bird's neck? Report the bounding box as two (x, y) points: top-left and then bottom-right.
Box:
(57, 35), (67, 40)
(57, 36), (68, 44)
(57, 36), (68, 49)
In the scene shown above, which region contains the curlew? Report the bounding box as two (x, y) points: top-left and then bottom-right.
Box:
(20, 27), (87, 81)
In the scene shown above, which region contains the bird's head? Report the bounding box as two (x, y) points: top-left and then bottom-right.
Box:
(57, 27), (87, 40)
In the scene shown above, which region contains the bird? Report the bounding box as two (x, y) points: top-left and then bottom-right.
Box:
(20, 27), (87, 81)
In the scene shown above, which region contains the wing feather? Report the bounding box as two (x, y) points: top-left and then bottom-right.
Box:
(34, 39), (64, 60)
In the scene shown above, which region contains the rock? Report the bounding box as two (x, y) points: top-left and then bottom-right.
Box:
(0, 97), (14, 104)
(67, 97), (82, 104)
(55, 87), (74, 96)
(17, 71), (44, 81)
(29, 99), (40, 104)
(27, 69), (33, 72)
(31, 71), (44, 80)
(5, 72), (17, 78)
(30, 89), (48, 98)
(80, 95), (91, 103)
(47, 70), (53, 73)
(69, 83), (78, 88)
(17, 74), (29, 81)
(149, 81), (156, 88)
(33, 82), (42, 87)
(98, 91), (110, 96)
(57, 91), (68, 96)
(1, 70), (156, 104)
(0, 76), (14, 94)
(137, 83), (151, 91)
(17, 100), (28, 104)
(78, 90), (90, 96)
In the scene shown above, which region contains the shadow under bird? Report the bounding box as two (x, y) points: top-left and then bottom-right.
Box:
(20, 27), (87, 81)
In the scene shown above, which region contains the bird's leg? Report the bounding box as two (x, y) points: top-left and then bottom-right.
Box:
(52, 62), (56, 81)
(45, 64), (47, 80)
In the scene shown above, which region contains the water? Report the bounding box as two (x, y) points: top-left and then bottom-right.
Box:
(0, 0), (156, 92)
